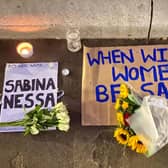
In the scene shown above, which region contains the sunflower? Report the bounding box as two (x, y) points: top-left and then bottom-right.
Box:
(116, 112), (124, 126)
(115, 98), (121, 110)
(120, 84), (129, 98)
(128, 135), (147, 154)
(114, 128), (130, 145)
(122, 101), (129, 110)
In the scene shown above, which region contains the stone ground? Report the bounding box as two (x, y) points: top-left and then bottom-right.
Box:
(0, 39), (168, 168)
(1, 119), (168, 168)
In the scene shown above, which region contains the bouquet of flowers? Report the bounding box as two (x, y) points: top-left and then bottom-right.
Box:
(0, 102), (70, 135)
(114, 83), (168, 157)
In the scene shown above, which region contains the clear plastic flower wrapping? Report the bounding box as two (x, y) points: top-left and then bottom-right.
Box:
(127, 95), (168, 157)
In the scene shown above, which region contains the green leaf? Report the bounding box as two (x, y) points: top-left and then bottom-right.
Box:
(24, 127), (30, 136)
(35, 105), (41, 112)
(128, 94), (137, 104)
(128, 92), (142, 105)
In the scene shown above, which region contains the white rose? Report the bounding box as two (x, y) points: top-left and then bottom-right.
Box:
(54, 102), (68, 113)
(57, 123), (70, 132)
(30, 125), (39, 135)
(56, 112), (70, 124)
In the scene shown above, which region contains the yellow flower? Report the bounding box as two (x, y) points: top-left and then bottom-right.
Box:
(115, 98), (121, 110)
(116, 112), (124, 126)
(128, 135), (147, 154)
(128, 135), (137, 150)
(122, 101), (129, 110)
(120, 84), (129, 98)
(114, 128), (130, 145)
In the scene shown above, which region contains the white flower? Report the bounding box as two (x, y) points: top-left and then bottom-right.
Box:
(56, 112), (70, 124)
(54, 102), (68, 113)
(53, 102), (70, 132)
(57, 123), (70, 132)
(30, 125), (39, 135)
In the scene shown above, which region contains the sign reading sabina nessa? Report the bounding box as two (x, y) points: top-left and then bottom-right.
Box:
(0, 62), (58, 124)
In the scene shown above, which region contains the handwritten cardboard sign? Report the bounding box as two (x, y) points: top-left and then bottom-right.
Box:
(82, 45), (168, 125)
(0, 62), (58, 132)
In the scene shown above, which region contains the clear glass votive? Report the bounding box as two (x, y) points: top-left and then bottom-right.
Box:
(66, 28), (81, 52)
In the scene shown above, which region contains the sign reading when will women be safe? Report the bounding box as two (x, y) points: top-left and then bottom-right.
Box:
(0, 62), (58, 132)
(82, 45), (168, 125)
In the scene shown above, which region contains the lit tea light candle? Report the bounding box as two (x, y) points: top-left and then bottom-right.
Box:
(17, 42), (33, 58)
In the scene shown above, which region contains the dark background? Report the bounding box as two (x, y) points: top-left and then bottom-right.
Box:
(0, 39), (167, 168)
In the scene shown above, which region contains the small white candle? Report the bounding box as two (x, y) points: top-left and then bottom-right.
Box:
(62, 68), (70, 76)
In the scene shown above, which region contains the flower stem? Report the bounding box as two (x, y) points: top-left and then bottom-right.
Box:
(0, 120), (25, 127)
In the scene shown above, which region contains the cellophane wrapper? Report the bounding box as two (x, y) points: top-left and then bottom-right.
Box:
(127, 95), (168, 157)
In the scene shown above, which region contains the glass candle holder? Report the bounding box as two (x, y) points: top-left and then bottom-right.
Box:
(17, 42), (33, 58)
(66, 28), (81, 52)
